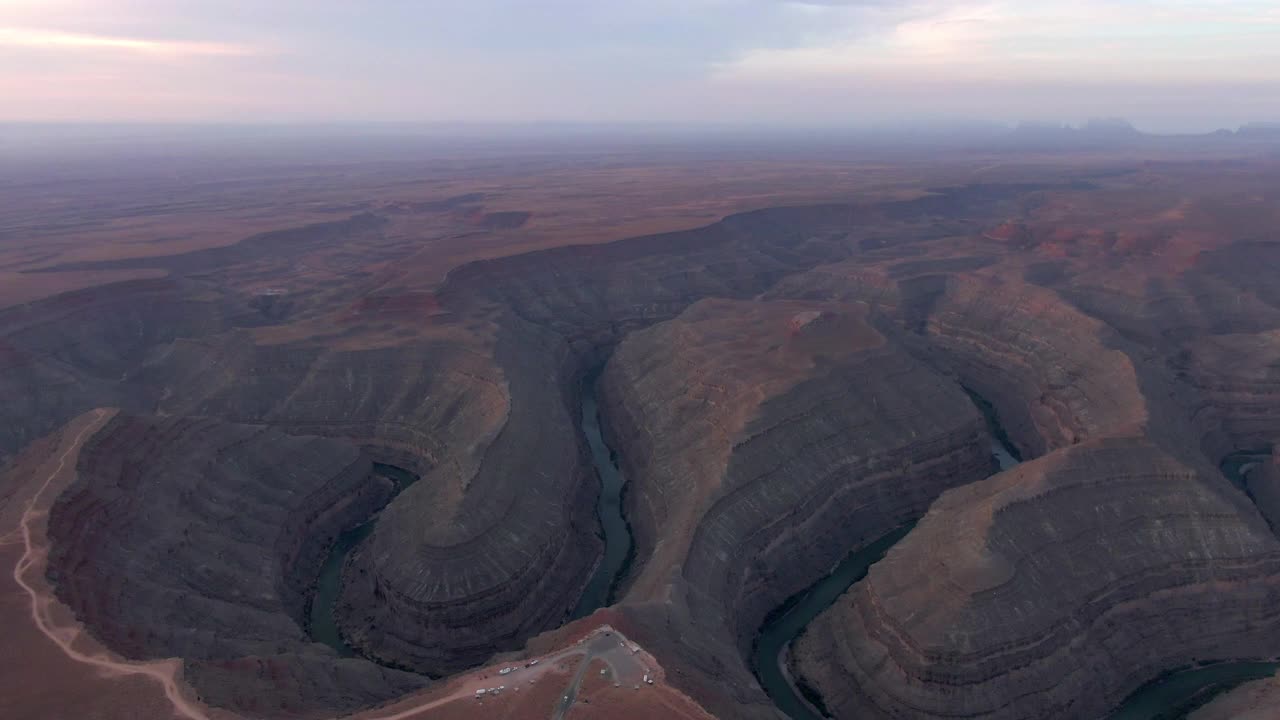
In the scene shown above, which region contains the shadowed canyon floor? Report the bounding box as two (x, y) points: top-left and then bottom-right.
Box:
(4, 140), (1280, 719)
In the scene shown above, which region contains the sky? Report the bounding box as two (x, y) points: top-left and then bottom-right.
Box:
(1, 0), (1278, 132)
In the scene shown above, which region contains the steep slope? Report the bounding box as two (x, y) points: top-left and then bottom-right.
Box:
(45, 413), (426, 718)
(0, 278), (256, 465)
(918, 272), (1149, 458)
(598, 298), (994, 716)
(333, 317), (604, 674)
(1179, 330), (1280, 457)
(795, 439), (1280, 720)
(11, 177), (1197, 720)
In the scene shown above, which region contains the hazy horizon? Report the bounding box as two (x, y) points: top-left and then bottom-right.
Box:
(2, 1), (1278, 133)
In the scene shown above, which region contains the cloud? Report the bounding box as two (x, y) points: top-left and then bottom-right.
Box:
(0, 0), (1277, 129)
(713, 0), (1280, 84)
(0, 26), (258, 56)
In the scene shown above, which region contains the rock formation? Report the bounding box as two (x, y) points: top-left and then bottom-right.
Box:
(1179, 330), (1280, 456)
(0, 278), (254, 466)
(45, 413), (426, 718)
(914, 272), (1149, 458)
(10, 165), (1280, 720)
(333, 318), (604, 674)
(794, 439), (1280, 720)
(597, 298), (994, 714)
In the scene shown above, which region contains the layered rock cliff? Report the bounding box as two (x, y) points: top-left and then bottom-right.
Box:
(332, 317), (604, 674)
(794, 439), (1280, 720)
(597, 298), (994, 715)
(0, 278), (255, 465)
(45, 413), (426, 718)
(916, 272), (1149, 458)
(314, 189), (1028, 678)
(1179, 330), (1280, 456)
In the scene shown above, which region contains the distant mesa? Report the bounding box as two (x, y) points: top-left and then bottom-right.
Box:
(1001, 118), (1280, 145)
(1238, 122), (1280, 137)
(1006, 118), (1141, 147)
(1081, 117), (1141, 135)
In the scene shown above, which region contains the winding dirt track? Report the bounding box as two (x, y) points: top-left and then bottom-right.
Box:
(6, 408), (216, 720)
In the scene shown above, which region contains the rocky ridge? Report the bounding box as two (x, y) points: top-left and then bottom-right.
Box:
(596, 298), (994, 715)
(45, 413), (426, 718)
(794, 438), (1280, 720)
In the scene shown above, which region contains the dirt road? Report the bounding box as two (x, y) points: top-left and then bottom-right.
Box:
(5, 409), (220, 720)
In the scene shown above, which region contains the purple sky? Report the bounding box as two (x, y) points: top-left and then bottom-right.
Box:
(2, 0), (1278, 131)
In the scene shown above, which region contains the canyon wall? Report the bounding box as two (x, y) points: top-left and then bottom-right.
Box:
(597, 298), (994, 716)
(795, 438), (1280, 720)
(45, 413), (426, 718)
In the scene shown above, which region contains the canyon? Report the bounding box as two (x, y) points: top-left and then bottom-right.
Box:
(2, 137), (1280, 719)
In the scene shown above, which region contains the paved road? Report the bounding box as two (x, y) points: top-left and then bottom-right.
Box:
(551, 628), (652, 719)
(551, 642), (597, 720)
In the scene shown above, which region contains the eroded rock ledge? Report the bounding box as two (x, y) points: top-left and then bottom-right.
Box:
(334, 319), (604, 674)
(795, 438), (1280, 720)
(917, 272), (1149, 458)
(597, 298), (994, 715)
(45, 413), (426, 718)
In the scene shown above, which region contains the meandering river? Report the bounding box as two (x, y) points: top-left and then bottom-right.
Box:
(752, 389), (1022, 719)
(570, 366), (634, 619)
(308, 462), (417, 657)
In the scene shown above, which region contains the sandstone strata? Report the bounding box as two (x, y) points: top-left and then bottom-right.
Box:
(16, 174), (1280, 720)
(45, 413), (426, 718)
(598, 298), (994, 715)
(917, 272), (1149, 457)
(0, 278), (253, 465)
(795, 439), (1280, 720)
(326, 191), (1020, 678)
(1180, 330), (1280, 456)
